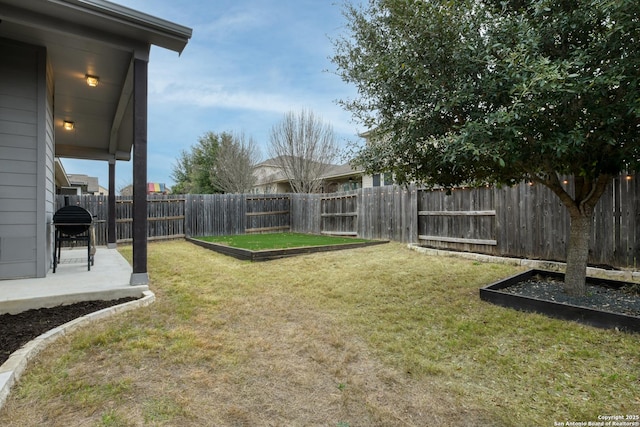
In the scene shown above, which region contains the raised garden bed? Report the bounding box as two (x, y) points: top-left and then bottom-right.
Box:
(186, 233), (388, 262)
(480, 269), (640, 332)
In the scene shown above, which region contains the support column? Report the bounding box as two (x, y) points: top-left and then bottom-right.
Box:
(107, 159), (117, 249)
(130, 58), (149, 286)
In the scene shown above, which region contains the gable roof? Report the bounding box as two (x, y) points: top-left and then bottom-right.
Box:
(0, 0), (192, 161)
(67, 174), (100, 193)
(253, 156), (363, 187)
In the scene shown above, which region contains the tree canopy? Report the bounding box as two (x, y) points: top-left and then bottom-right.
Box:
(171, 131), (260, 194)
(171, 132), (221, 194)
(333, 0), (640, 295)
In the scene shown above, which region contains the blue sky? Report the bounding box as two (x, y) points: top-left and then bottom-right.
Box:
(63, 0), (364, 192)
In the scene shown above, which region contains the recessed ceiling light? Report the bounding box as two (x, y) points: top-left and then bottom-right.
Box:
(85, 74), (99, 87)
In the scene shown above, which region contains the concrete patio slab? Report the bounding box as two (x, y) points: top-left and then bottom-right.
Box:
(0, 247), (148, 315)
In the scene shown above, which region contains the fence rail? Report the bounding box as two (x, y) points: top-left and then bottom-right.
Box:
(55, 174), (640, 269)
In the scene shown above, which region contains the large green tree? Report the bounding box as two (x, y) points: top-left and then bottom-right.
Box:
(171, 131), (222, 194)
(333, 0), (640, 296)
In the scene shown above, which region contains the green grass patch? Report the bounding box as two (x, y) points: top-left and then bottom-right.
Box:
(195, 232), (370, 250)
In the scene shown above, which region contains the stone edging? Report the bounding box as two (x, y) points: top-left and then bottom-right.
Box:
(0, 290), (155, 411)
(407, 244), (640, 283)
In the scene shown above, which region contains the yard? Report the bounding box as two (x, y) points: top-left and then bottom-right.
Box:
(0, 241), (638, 426)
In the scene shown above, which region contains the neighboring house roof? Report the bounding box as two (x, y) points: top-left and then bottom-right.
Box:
(0, 0), (192, 162)
(67, 174), (100, 194)
(323, 163), (363, 180)
(253, 157), (289, 186)
(253, 156), (364, 188)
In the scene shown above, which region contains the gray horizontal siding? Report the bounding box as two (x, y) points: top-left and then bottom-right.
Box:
(0, 120), (37, 137)
(0, 224), (35, 237)
(0, 212), (37, 225)
(0, 186), (37, 200)
(0, 38), (40, 279)
(0, 198), (36, 212)
(0, 147), (37, 162)
(0, 159), (36, 174)
(0, 172), (37, 186)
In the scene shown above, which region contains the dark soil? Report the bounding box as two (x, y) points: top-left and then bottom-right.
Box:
(502, 276), (640, 316)
(0, 298), (137, 366)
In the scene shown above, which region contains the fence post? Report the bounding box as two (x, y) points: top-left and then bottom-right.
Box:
(409, 184), (418, 244)
(184, 194), (191, 238)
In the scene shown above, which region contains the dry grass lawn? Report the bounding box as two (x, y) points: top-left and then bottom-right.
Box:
(0, 241), (638, 426)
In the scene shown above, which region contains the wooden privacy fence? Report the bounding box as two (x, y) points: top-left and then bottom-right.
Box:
(320, 193), (358, 236)
(245, 195), (291, 233)
(417, 187), (499, 252)
(55, 195), (187, 245)
(56, 174), (640, 268)
(184, 193), (245, 237)
(414, 176), (640, 268)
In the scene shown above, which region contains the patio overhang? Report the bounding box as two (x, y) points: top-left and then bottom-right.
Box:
(0, 0), (192, 162)
(0, 0), (191, 286)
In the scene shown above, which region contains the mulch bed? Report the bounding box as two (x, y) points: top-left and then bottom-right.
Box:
(0, 298), (136, 365)
(503, 276), (640, 316)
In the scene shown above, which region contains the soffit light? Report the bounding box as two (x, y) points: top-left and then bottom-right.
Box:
(85, 74), (99, 87)
(63, 121), (75, 130)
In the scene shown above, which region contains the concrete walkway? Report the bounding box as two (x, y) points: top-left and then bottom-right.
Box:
(0, 247), (149, 315)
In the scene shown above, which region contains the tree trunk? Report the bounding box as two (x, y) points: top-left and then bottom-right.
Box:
(542, 174), (611, 298)
(564, 212), (593, 297)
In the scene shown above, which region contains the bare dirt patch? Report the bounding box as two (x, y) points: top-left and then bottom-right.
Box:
(178, 292), (495, 426)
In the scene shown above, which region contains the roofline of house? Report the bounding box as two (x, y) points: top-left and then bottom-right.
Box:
(3, 0), (191, 54)
(322, 169), (364, 180)
(60, 0), (192, 52)
(54, 158), (71, 187)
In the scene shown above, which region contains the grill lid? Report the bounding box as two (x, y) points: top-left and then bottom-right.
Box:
(53, 206), (93, 236)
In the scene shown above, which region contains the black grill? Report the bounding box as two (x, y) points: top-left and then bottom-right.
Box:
(53, 206), (95, 272)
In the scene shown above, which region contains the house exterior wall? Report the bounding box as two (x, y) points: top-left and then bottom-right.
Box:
(251, 182), (292, 194)
(0, 38), (50, 279)
(362, 174), (374, 188)
(43, 55), (55, 276)
(252, 163), (291, 194)
(362, 173), (394, 188)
